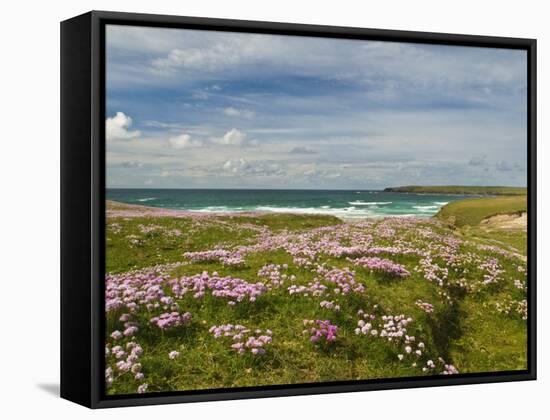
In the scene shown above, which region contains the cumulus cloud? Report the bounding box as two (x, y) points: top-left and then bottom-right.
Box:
(152, 45), (242, 72)
(223, 107), (255, 118)
(106, 112), (141, 141)
(222, 158), (284, 176)
(168, 133), (203, 149)
(223, 158), (251, 173)
(290, 146), (317, 155)
(217, 128), (254, 146)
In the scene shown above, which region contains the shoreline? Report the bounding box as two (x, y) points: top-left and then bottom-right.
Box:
(107, 200), (274, 219)
(106, 200), (434, 222)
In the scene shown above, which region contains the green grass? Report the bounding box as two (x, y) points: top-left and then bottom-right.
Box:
(105, 204), (528, 395)
(384, 185), (527, 195)
(106, 213), (341, 273)
(459, 227), (527, 256)
(435, 195), (527, 227)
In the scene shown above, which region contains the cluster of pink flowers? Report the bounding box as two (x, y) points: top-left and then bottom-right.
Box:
(419, 357), (459, 375)
(496, 298), (528, 320)
(221, 255), (245, 266)
(477, 243), (523, 261)
(355, 309), (435, 370)
(258, 263), (295, 289)
(184, 249), (245, 266)
(288, 280), (328, 297)
(138, 224), (163, 234)
(479, 258), (505, 285)
(326, 245), (370, 258)
(150, 311), (192, 330)
(355, 311), (414, 344)
(416, 257), (449, 288)
(303, 319), (338, 344)
(442, 363), (459, 375)
(316, 266), (365, 295)
(111, 316), (140, 340)
(105, 337), (145, 392)
(168, 350), (180, 359)
(105, 269), (175, 314)
(415, 300), (434, 313)
(109, 222), (122, 234)
(170, 271), (268, 305)
(514, 279), (526, 290)
(183, 249), (231, 262)
(320, 300), (341, 311)
(352, 257), (410, 278)
(209, 324), (273, 355)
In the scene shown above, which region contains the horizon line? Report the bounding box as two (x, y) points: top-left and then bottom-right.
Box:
(105, 185), (526, 191)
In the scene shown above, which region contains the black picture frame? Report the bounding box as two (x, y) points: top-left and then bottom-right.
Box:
(60, 10), (537, 409)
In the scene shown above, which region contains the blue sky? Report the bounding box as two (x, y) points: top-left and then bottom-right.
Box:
(106, 24), (527, 189)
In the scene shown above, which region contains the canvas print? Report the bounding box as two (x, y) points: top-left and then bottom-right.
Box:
(104, 25), (528, 396)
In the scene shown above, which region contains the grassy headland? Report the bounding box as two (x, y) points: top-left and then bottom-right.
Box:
(105, 201), (527, 395)
(435, 195), (527, 255)
(384, 185), (527, 195)
(436, 195), (527, 227)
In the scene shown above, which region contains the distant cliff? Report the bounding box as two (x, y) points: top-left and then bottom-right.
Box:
(383, 185), (527, 195)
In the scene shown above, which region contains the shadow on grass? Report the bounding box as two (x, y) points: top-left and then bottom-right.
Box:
(427, 301), (465, 360)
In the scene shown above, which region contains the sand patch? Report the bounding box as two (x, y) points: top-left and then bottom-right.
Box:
(480, 212), (527, 231)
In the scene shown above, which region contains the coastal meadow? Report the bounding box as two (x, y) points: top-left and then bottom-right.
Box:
(105, 204), (527, 395)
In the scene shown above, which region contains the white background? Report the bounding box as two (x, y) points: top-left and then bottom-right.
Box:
(0, 0), (547, 418)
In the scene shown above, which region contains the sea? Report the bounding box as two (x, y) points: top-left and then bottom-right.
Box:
(107, 189), (469, 220)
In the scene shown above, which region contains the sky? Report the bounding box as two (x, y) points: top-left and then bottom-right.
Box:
(105, 24), (527, 189)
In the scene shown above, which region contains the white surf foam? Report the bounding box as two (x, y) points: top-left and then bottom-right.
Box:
(413, 205), (439, 211)
(348, 201), (392, 206)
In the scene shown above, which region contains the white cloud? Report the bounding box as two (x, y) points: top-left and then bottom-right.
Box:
(218, 128), (250, 146)
(222, 158), (284, 176)
(152, 45), (242, 72)
(168, 133), (203, 149)
(223, 158), (251, 173)
(106, 112), (140, 141)
(223, 107), (255, 119)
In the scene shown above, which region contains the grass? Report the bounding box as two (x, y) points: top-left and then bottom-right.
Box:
(435, 195), (527, 227)
(384, 185), (527, 195)
(106, 213), (341, 273)
(105, 203), (528, 395)
(459, 227), (527, 257)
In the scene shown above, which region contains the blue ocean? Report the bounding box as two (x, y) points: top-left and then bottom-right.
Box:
(106, 189), (469, 219)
